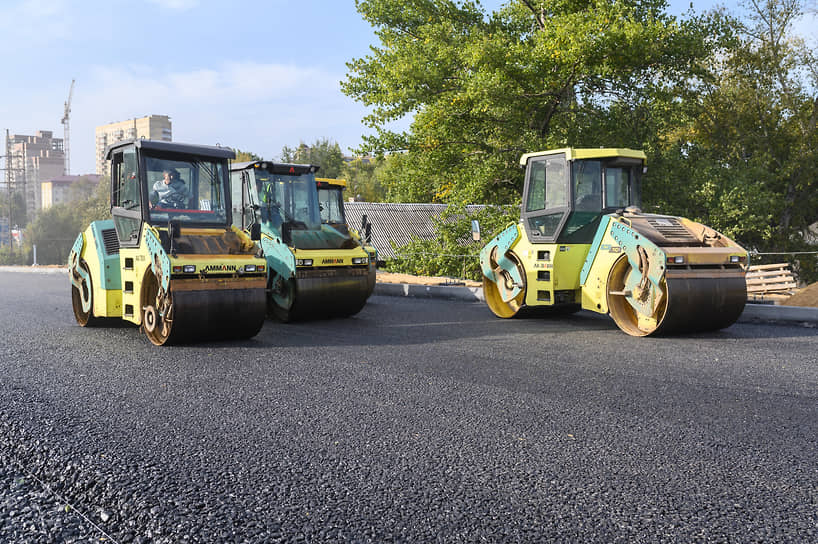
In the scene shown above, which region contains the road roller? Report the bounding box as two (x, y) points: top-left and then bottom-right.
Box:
(230, 162), (376, 321)
(315, 176), (378, 268)
(478, 148), (748, 336)
(68, 139), (267, 345)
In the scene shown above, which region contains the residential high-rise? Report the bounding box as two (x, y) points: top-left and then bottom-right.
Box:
(95, 115), (172, 176)
(6, 130), (65, 221)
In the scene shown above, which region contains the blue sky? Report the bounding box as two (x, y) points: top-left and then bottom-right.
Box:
(0, 0), (814, 175)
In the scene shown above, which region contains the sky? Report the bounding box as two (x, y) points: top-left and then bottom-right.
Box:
(0, 0), (815, 176)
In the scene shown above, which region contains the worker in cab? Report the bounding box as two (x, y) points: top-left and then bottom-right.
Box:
(150, 169), (189, 209)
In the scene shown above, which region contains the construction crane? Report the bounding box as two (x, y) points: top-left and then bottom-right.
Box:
(61, 79), (75, 175)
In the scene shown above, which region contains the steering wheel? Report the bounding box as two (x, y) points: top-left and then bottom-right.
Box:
(159, 197), (184, 209)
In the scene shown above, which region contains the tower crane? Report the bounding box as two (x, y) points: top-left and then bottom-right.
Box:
(61, 79), (75, 175)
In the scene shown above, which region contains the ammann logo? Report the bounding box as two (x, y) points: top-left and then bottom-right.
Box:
(322, 258), (345, 265)
(202, 264), (238, 272)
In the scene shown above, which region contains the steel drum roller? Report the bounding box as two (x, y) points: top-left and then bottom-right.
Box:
(607, 256), (747, 337)
(146, 279), (266, 345)
(655, 273), (747, 334)
(273, 267), (375, 321)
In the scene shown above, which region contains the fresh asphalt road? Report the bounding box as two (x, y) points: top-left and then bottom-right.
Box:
(1, 270), (817, 543)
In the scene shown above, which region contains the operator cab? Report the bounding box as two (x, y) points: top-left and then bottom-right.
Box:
(520, 148), (646, 244)
(106, 139), (236, 248)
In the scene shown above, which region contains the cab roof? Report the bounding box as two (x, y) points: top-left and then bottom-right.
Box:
(316, 177), (347, 187)
(230, 161), (320, 175)
(104, 138), (235, 160)
(519, 148), (647, 166)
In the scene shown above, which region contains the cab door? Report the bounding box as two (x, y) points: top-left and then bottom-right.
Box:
(110, 146), (143, 248)
(521, 152), (569, 243)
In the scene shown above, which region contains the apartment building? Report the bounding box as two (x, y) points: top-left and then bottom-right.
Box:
(41, 174), (102, 209)
(95, 115), (172, 176)
(5, 131), (65, 220)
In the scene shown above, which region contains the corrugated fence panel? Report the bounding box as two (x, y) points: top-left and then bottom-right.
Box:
(344, 203), (488, 260)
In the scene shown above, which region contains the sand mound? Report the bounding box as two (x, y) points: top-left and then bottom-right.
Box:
(783, 282), (818, 307)
(377, 271), (481, 288)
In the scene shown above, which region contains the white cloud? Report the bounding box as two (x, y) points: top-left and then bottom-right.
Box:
(65, 61), (370, 172)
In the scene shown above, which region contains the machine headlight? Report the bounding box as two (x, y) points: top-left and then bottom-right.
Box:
(729, 255), (744, 263)
(352, 257), (368, 265)
(173, 265), (197, 273)
(244, 264), (257, 272)
(296, 259), (313, 266)
(667, 256), (685, 264)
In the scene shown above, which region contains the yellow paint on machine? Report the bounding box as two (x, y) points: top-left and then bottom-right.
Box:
(78, 224), (123, 319)
(505, 224), (591, 307)
(291, 247), (369, 267)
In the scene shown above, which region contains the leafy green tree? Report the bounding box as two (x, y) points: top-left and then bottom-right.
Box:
(66, 175), (101, 204)
(78, 176), (111, 227)
(26, 204), (85, 264)
(24, 176), (109, 265)
(0, 190), (27, 228)
(341, 156), (388, 201)
(281, 138), (345, 178)
(233, 149), (262, 162)
(343, 0), (719, 206)
(647, 0), (818, 280)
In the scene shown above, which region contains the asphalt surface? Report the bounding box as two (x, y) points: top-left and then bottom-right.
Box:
(1, 270), (817, 543)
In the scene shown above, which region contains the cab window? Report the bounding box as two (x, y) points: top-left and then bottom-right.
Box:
(573, 160), (602, 212)
(113, 149), (139, 210)
(605, 167), (630, 209)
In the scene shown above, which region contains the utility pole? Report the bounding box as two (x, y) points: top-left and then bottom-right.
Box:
(1, 130), (24, 248)
(61, 79), (75, 175)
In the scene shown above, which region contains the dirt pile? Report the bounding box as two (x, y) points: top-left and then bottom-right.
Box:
(783, 282), (818, 307)
(377, 271), (482, 288)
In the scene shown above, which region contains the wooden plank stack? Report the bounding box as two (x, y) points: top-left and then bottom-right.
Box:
(746, 263), (798, 303)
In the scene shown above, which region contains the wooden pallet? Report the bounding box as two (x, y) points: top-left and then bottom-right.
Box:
(746, 263), (798, 297)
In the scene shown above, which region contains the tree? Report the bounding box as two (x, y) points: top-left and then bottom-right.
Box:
(24, 176), (110, 265)
(0, 190), (27, 228)
(343, 0), (719, 205)
(281, 138), (345, 178)
(233, 149), (262, 162)
(648, 0), (818, 279)
(341, 156), (388, 201)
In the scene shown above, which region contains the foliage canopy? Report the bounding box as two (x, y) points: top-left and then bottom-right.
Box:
(344, 0), (818, 280)
(343, 0), (722, 205)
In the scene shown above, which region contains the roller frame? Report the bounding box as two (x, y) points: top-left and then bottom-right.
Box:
(479, 223), (525, 303)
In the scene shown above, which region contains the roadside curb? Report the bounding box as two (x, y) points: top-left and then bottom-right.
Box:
(0, 265), (67, 275)
(737, 303), (818, 326)
(374, 281), (818, 327)
(375, 282), (485, 302)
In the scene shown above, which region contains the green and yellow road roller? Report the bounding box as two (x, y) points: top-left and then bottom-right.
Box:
(68, 139), (267, 345)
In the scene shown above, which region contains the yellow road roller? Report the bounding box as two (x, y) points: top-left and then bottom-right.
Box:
(68, 139), (267, 345)
(478, 148), (748, 336)
(230, 162), (376, 321)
